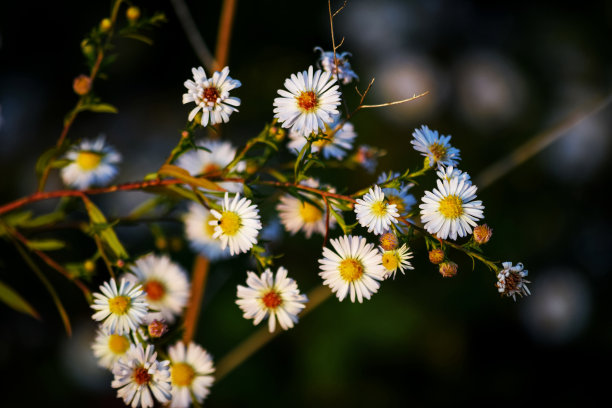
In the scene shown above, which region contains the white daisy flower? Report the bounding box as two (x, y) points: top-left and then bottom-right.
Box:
(318, 235), (386, 303)
(376, 171), (417, 216)
(61, 135), (121, 189)
(273, 65), (341, 137)
(419, 176), (484, 240)
(168, 341), (215, 408)
(175, 138), (245, 193)
(411, 125), (460, 168)
(315, 47), (359, 85)
(91, 328), (133, 369)
(496, 262), (531, 301)
(436, 166), (471, 184)
(287, 114), (357, 160)
(122, 254), (190, 324)
(380, 243), (414, 280)
(236, 266), (308, 332)
(112, 343), (172, 408)
(276, 178), (337, 238)
(91, 278), (149, 335)
(354, 185), (400, 235)
(184, 202), (231, 261)
(182, 66), (241, 127)
(209, 192), (262, 256)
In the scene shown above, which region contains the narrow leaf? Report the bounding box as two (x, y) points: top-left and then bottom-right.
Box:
(0, 280), (40, 319)
(158, 164), (225, 191)
(82, 197), (128, 261)
(79, 103), (118, 114)
(26, 239), (66, 251)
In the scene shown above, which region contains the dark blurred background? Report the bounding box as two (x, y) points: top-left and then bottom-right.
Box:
(1, 0), (611, 406)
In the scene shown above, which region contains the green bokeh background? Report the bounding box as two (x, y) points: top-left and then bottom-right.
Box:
(1, 0), (611, 406)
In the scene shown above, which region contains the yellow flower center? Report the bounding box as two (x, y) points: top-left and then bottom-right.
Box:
(107, 334), (130, 354)
(339, 259), (364, 282)
(76, 151), (102, 170)
(108, 295), (131, 315)
(296, 91), (318, 112)
(261, 290), (283, 309)
(144, 280), (165, 301)
(438, 195), (464, 219)
(204, 214), (218, 236)
(371, 201), (387, 217)
(386, 195), (405, 214)
(133, 366), (151, 385)
(299, 202), (323, 223)
(382, 252), (399, 271)
(172, 362), (196, 387)
(219, 211), (241, 236)
(429, 143), (447, 162)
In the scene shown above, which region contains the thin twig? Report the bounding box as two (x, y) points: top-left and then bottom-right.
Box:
(183, 255), (210, 343)
(214, 0), (238, 70)
(169, 0), (216, 71)
(476, 93), (612, 189)
(361, 91), (430, 109)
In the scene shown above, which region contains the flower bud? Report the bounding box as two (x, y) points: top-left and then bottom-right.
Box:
(80, 39), (95, 58)
(100, 18), (112, 33)
(428, 248), (444, 265)
(155, 237), (168, 251)
(148, 320), (168, 338)
(170, 237), (183, 252)
(181, 130), (190, 139)
(73, 74), (92, 96)
(473, 224), (493, 245)
(84, 259), (96, 273)
(439, 261), (458, 278)
(270, 126), (286, 142)
(116, 259), (125, 268)
(379, 232), (399, 251)
(126, 6), (141, 22)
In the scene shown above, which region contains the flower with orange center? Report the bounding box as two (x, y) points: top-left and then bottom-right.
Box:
(91, 278), (148, 335)
(420, 175), (484, 240)
(112, 344), (171, 408)
(168, 341), (215, 408)
(273, 65), (341, 137)
(61, 135), (121, 189)
(122, 254), (190, 324)
(411, 125), (460, 168)
(183, 66), (241, 127)
(354, 185), (399, 235)
(210, 192), (262, 256)
(92, 329), (133, 369)
(236, 267), (308, 332)
(184, 202), (231, 260)
(276, 178), (337, 238)
(319, 235), (386, 303)
(176, 138), (246, 193)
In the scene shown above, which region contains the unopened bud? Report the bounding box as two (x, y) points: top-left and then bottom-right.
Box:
(148, 320), (168, 338)
(72, 74), (91, 96)
(428, 248), (444, 265)
(80, 39), (95, 58)
(246, 161), (258, 175)
(155, 237), (168, 250)
(379, 232), (399, 251)
(270, 126), (286, 142)
(83, 260), (96, 273)
(100, 18), (112, 33)
(473, 224), (493, 245)
(439, 261), (458, 278)
(169, 237), (183, 252)
(181, 130), (189, 139)
(126, 6), (141, 22)
(116, 259), (125, 268)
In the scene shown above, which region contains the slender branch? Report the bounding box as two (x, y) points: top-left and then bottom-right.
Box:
(215, 284), (332, 382)
(183, 255), (210, 343)
(361, 91), (430, 109)
(214, 0), (237, 70)
(169, 0), (216, 71)
(476, 93), (612, 189)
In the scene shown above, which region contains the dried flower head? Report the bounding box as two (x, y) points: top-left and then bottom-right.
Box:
(496, 262), (530, 301)
(148, 320), (168, 338)
(439, 261), (458, 277)
(73, 74), (91, 95)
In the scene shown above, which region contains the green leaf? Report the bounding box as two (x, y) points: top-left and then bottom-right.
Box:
(158, 164), (225, 191)
(19, 211), (66, 228)
(26, 239), (66, 251)
(35, 147), (60, 180)
(0, 280), (40, 319)
(82, 197), (128, 261)
(78, 103), (118, 114)
(121, 32), (154, 45)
